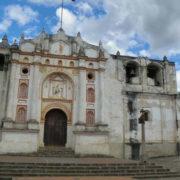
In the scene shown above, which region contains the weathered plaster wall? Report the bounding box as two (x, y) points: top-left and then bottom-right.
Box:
(0, 130), (38, 153)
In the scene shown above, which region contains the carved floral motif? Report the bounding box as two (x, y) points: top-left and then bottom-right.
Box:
(87, 88), (95, 103)
(16, 105), (27, 122)
(86, 109), (95, 126)
(18, 79), (29, 99)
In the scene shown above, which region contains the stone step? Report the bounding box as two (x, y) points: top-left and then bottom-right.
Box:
(4, 147), (113, 158)
(0, 161), (178, 179)
(134, 173), (180, 179)
(0, 176), (12, 180)
(0, 162), (157, 166)
(0, 171), (176, 176)
(0, 164), (165, 170)
(0, 166), (166, 170)
(4, 147), (76, 158)
(0, 166), (164, 170)
(38, 146), (73, 151)
(0, 168), (169, 172)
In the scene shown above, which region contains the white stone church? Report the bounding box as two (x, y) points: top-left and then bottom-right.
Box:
(0, 28), (180, 159)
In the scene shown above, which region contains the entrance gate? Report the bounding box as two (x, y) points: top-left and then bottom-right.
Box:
(44, 109), (67, 146)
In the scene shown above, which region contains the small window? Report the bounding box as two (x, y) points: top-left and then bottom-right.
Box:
(70, 61), (74, 67)
(45, 59), (50, 64)
(88, 63), (94, 68)
(23, 57), (29, 62)
(58, 60), (62, 66)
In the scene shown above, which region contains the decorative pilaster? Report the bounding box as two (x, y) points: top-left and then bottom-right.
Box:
(29, 64), (39, 121)
(97, 70), (104, 123)
(78, 66), (86, 124)
(6, 63), (17, 120)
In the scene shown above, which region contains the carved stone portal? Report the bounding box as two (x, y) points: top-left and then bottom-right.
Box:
(42, 73), (73, 100)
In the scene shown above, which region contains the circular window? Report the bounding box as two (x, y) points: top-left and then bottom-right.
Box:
(22, 68), (29, 75)
(87, 72), (94, 80)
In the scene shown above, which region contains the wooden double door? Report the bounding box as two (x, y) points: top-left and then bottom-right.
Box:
(44, 109), (67, 146)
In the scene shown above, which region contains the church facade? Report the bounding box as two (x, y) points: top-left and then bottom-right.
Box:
(0, 28), (180, 159)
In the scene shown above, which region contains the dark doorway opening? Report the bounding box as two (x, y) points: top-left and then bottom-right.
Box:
(44, 109), (67, 146)
(0, 54), (5, 71)
(131, 143), (140, 160)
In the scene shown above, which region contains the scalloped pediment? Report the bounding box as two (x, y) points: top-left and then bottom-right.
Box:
(20, 42), (35, 52)
(85, 48), (98, 58)
(49, 41), (71, 55)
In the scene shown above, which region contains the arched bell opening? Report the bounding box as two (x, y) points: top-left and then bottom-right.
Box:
(147, 63), (162, 86)
(125, 61), (139, 84)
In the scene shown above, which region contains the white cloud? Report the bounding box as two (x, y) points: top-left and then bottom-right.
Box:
(52, 7), (77, 34)
(128, 40), (138, 48)
(28, 0), (61, 5)
(75, 2), (93, 16)
(28, 0), (73, 6)
(25, 0), (180, 57)
(0, 19), (12, 32)
(105, 41), (120, 54)
(49, 0), (180, 57)
(139, 50), (150, 57)
(24, 26), (38, 36)
(5, 5), (38, 26)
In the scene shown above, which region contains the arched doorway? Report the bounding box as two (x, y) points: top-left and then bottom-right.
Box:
(44, 109), (67, 146)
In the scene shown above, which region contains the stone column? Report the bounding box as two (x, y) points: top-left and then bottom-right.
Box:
(97, 70), (104, 123)
(6, 63), (17, 120)
(0, 57), (9, 121)
(78, 67), (86, 123)
(139, 58), (148, 91)
(29, 63), (39, 121)
(77, 58), (86, 124)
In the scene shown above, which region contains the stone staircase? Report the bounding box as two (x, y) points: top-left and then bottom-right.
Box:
(36, 146), (75, 157)
(4, 146), (75, 158)
(1, 147), (180, 179)
(0, 161), (180, 179)
(4, 146), (112, 158)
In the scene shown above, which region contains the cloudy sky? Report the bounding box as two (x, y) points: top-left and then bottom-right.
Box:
(0, 0), (180, 90)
